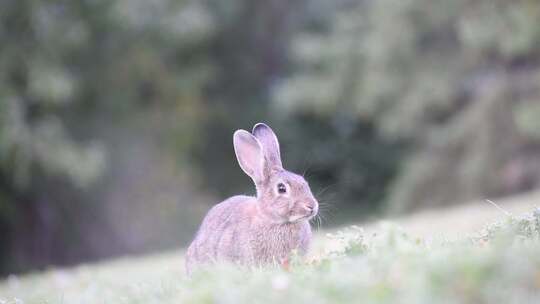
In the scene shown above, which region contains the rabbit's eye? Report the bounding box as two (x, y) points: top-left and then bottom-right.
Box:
(277, 183), (287, 194)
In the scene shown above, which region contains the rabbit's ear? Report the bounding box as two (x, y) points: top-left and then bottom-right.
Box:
(252, 123), (282, 169)
(233, 130), (265, 183)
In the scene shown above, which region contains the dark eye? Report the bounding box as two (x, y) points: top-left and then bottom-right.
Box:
(277, 183), (287, 194)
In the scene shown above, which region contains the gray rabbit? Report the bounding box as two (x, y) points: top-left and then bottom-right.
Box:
(185, 123), (318, 274)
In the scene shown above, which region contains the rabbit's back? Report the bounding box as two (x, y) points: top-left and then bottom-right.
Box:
(185, 195), (256, 272)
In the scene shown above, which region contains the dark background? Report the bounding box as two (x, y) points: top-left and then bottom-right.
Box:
(1, 0), (540, 275)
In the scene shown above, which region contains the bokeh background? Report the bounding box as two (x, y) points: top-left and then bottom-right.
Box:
(1, 0), (540, 275)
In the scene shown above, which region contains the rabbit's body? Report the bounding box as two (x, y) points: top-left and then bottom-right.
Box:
(186, 195), (311, 272)
(185, 123), (317, 274)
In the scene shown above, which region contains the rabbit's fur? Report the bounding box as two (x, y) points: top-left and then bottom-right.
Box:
(185, 123), (318, 274)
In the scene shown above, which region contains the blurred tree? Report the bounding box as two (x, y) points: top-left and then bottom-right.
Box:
(0, 0), (215, 273)
(274, 0), (540, 212)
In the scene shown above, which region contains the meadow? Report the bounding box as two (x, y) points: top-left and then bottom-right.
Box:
(1, 193), (540, 304)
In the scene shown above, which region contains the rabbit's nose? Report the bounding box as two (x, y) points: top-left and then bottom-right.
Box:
(304, 201), (318, 215)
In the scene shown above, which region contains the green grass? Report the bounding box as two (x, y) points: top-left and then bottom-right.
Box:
(1, 209), (540, 304)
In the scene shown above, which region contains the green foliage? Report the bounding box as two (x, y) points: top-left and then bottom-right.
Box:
(0, 0), (215, 188)
(2, 209), (540, 303)
(276, 0), (540, 211)
(0, 0), (215, 274)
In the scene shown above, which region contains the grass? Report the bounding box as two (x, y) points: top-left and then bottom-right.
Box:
(1, 209), (540, 304)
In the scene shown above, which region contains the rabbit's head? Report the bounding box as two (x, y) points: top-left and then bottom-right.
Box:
(233, 123), (318, 224)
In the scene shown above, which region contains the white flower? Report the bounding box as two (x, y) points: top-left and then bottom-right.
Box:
(271, 274), (290, 291)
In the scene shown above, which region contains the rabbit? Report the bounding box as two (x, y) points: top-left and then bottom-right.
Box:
(185, 123), (318, 274)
